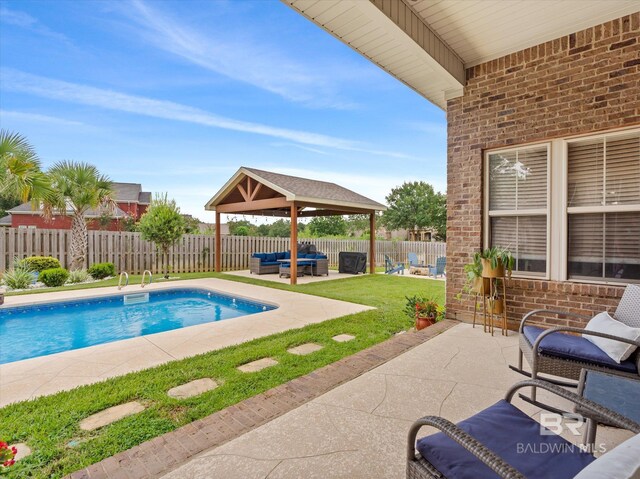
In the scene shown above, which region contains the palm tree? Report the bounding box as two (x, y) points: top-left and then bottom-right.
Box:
(46, 161), (114, 270)
(0, 130), (52, 204)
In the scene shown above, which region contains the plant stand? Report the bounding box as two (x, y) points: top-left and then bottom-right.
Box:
(481, 275), (508, 336)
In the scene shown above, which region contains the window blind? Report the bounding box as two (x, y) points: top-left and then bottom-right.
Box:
(568, 139), (604, 207)
(488, 146), (547, 211)
(606, 133), (640, 205)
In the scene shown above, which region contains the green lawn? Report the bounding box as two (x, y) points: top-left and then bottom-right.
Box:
(0, 274), (444, 478)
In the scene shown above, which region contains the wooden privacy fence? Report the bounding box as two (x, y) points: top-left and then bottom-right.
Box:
(0, 228), (446, 274)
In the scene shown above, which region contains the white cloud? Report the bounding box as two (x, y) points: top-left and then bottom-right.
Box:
(1, 69), (417, 160)
(0, 110), (86, 127)
(119, 0), (360, 109)
(0, 6), (70, 44)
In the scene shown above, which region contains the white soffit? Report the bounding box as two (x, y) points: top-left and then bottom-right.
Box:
(404, 0), (639, 67)
(283, 0), (465, 109)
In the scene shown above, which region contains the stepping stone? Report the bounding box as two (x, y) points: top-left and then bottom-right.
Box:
(237, 358), (278, 373)
(287, 343), (323, 356)
(12, 443), (31, 462)
(80, 401), (145, 431)
(168, 378), (218, 399)
(332, 334), (355, 343)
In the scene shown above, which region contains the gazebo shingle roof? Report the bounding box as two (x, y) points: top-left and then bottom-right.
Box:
(242, 167), (386, 210)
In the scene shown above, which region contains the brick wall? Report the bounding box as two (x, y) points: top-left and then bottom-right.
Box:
(446, 13), (640, 328)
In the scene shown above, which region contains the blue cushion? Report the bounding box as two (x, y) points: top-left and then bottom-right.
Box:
(275, 252), (285, 260)
(253, 253), (266, 260)
(523, 326), (638, 374)
(265, 253), (277, 262)
(417, 400), (595, 479)
(284, 251), (291, 260)
(316, 254), (327, 259)
(306, 253), (317, 259)
(260, 261), (280, 266)
(297, 252), (306, 258)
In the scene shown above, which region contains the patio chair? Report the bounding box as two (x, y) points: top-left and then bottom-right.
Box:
(510, 284), (640, 412)
(407, 379), (640, 479)
(428, 257), (446, 279)
(408, 252), (427, 268)
(385, 255), (405, 275)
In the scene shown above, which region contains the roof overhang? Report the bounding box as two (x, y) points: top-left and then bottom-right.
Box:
(283, 0), (464, 109)
(283, 0), (639, 110)
(205, 167), (387, 215)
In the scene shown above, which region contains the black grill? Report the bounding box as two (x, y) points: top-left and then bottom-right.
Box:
(338, 252), (367, 274)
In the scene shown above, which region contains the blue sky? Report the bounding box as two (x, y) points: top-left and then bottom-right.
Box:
(0, 0), (446, 222)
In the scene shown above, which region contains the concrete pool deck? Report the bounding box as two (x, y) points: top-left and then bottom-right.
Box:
(0, 278), (372, 407)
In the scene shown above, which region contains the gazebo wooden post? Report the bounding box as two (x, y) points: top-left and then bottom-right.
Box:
(215, 211), (221, 273)
(290, 202), (298, 285)
(369, 212), (376, 274)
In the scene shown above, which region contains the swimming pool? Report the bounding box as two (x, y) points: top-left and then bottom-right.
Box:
(0, 288), (276, 364)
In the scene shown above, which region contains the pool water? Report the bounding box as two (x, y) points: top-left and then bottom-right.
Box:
(0, 288), (276, 364)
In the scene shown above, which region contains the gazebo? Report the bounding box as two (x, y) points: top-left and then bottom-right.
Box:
(205, 167), (387, 284)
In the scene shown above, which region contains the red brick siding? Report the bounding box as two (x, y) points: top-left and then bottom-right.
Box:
(446, 13), (640, 328)
(11, 214), (123, 231)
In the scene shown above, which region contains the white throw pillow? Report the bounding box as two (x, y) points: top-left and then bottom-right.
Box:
(615, 284), (640, 328)
(574, 433), (640, 479)
(584, 312), (640, 363)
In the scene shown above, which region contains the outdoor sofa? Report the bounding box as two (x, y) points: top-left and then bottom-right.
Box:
(250, 251), (328, 276)
(407, 379), (640, 479)
(512, 284), (640, 408)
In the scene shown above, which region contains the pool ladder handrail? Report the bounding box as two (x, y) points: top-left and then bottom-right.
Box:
(118, 271), (129, 290)
(141, 270), (152, 288)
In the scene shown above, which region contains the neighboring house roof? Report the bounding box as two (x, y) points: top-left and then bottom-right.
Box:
(7, 181), (150, 217)
(284, 1), (638, 109)
(8, 203), (127, 218)
(206, 167), (387, 212)
(138, 191), (152, 204)
(0, 215), (11, 226)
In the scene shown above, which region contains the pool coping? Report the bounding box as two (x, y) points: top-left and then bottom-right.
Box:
(0, 278), (373, 407)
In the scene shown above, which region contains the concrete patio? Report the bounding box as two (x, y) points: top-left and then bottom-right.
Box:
(160, 323), (632, 479)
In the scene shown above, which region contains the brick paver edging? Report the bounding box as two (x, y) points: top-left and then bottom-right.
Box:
(67, 319), (458, 479)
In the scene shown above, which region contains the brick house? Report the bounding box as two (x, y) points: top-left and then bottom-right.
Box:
(286, 2), (640, 328)
(3, 182), (151, 231)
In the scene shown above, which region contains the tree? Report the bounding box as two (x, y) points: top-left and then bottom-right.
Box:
(138, 194), (186, 278)
(0, 130), (52, 214)
(382, 181), (447, 240)
(307, 216), (348, 237)
(182, 214), (202, 234)
(228, 219), (256, 236)
(268, 219), (291, 237)
(45, 161), (114, 270)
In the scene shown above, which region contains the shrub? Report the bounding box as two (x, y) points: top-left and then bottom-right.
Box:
(88, 262), (116, 279)
(2, 267), (34, 290)
(39, 268), (70, 287)
(17, 256), (61, 272)
(67, 269), (90, 284)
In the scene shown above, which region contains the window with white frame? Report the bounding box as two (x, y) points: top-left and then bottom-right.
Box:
(485, 145), (549, 276)
(567, 131), (640, 282)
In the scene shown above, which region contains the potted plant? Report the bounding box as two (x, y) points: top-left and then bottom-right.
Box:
(414, 299), (439, 330)
(486, 294), (504, 314)
(477, 247), (515, 278)
(405, 295), (442, 330)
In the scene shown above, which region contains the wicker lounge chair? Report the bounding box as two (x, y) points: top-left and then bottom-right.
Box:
(407, 379), (640, 479)
(511, 284), (640, 411)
